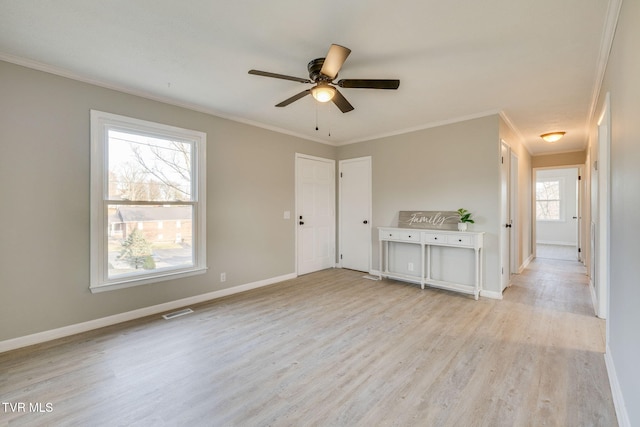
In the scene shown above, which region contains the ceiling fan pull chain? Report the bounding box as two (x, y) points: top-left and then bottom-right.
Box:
(315, 102), (319, 131)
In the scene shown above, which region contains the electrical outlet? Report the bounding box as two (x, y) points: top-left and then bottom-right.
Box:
(408, 262), (414, 272)
(220, 272), (226, 282)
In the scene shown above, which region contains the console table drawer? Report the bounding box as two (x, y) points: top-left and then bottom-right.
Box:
(447, 234), (473, 246)
(423, 233), (445, 244)
(380, 229), (420, 242)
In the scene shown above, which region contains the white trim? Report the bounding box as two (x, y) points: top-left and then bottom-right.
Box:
(605, 347), (631, 427)
(586, 0), (622, 128)
(596, 92), (611, 320)
(0, 55), (528, 149)
(0, 273), (296, 354)
(0, 53), (334, 147)
(519, 254), (534, 273)
(480, 289), (504, 300)
(342, 109), (502, 145)
(499, 110), (530, 155)
(536, 240), (578, 246)
(89, 110), (207, 291)
(369, 269), (501, 300)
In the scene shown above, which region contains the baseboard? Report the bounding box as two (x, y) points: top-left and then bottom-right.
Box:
(372, 269), (503, 300)
(519, 254), (534, 273)
(605, 346), (631, 427)
(480, 289), (503, 300)
(0, 272), (297, 354)
(536, 240), (577, 246)
(589, 279), (599, 317)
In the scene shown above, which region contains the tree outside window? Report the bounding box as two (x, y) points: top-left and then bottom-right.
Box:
(536, 179), (562, 221)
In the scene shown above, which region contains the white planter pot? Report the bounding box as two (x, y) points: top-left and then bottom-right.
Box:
(458, 222), (468, 231)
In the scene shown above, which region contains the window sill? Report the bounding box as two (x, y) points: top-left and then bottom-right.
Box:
(90, 267), (208, 293)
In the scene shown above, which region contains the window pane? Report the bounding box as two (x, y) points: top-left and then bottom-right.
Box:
(108, 204), (194, 279)
(536, 180), (560, 200)
(536, 200), (560, 220)
(536, 179), (561, 220)
(108, 130), (193, 202)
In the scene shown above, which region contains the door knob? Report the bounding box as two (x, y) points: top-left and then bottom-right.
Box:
(363, 220), (368, 224)
(299, 221), (304, 225)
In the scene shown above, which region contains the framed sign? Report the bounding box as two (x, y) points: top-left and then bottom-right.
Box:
(399, 211), (459, 230)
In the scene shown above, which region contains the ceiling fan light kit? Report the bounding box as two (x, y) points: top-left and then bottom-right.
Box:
(249, 44), (400, 113)
(540, 131), (566, 143)
(311, 84), (336, 102)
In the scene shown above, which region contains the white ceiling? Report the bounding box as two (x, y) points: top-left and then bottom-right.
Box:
(0, 0), (614, 155)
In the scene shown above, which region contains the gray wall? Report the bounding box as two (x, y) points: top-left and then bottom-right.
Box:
(0, 59), (522, 344)
(337, 116), (503, 293)
(593, 0), (640, 424)
(0, 61), (335, 341)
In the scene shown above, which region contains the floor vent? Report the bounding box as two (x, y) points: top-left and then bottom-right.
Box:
(162, 308), (194, 320)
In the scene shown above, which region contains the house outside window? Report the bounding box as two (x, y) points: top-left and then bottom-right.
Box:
(90, 111), (207, 292)
(536, 178), (563, 221)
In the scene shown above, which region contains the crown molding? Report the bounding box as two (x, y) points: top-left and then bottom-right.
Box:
(586, 0), (623, 129)
(0, 53), (335, 146)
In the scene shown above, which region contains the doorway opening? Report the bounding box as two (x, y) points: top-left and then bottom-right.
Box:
(534, 167), (581, 262)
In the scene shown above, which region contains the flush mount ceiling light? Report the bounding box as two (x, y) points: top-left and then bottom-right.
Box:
(540, 131), (566, 143)
(310, 84), (336, 103)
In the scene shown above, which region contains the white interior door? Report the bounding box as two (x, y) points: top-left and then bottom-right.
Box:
(500, 141), (511, 291)
(510, 151), (519, 274)
(296, 154), (335, 275)
(339, 157), (372, 272)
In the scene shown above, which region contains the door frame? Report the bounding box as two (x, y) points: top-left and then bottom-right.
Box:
(295, 153), (336, 276)
(533, 166), (581, 259)
(510, 150), (519, 275)
(500, 140), (512, 291)
(338, 156), (372, 272)
(595, 92), (611, 320)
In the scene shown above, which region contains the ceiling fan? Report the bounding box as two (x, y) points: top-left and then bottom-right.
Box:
(248, 44), (400, 113)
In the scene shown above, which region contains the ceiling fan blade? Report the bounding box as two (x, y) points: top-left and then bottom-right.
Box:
(320, 44), (351, 79)
(332, 89), (354, 113)
(337, 79), (400, 89)
(249, 69), (311, 84)
(275, 90), (311, 107)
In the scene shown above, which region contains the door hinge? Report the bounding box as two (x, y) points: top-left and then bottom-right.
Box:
(502, 267), (504, 274)
(579, 175), (582, 180)
(501, 156), (504, 164)
(340, 254), (343, 260)
(340, 172), (343, 178)
(578, 247), (582, 253)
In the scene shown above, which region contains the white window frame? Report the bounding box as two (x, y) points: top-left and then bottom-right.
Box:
(536, 177), (565, 222)
(90, 110), (207, 292)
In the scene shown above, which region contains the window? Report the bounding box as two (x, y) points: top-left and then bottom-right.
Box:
(90, 110), (206, 292)
(536, 178), (562, 221)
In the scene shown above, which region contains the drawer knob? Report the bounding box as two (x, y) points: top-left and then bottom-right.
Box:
(459, 239), (462, 242)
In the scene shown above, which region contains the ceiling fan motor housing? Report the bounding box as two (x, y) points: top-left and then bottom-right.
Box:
(308, 58), (333, 82)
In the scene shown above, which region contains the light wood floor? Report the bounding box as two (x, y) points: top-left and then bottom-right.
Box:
(536, 243), (579, 261)
(1, 259), (617, 426)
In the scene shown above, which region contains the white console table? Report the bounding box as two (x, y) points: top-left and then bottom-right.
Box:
(378, 227), (485, 299)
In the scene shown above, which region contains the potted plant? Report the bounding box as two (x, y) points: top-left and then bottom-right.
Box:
(456, 208), (475, 231)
